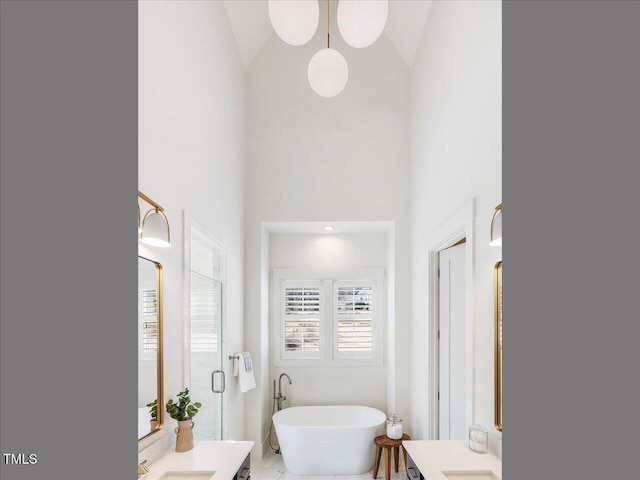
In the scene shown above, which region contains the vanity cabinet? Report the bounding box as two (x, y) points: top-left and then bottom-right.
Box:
(233, 453), (250, 480)
(141, 441), (254, 480)
(402, 440), (501, 480)
(405, 453), (424, 480)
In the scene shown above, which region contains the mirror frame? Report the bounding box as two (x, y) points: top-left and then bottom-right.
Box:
(494, 260), (503, 432)
(138, 255), (164, 442)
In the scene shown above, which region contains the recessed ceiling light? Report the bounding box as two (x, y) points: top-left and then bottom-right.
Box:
(323, 225), (335, 232)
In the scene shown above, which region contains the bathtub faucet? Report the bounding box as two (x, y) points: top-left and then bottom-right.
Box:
(276, 373), (292, 411)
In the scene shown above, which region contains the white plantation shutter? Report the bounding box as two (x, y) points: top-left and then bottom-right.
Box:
(142, 289), (158, 353)
(336, 284), (374, 355)
(189, 278), (220, 353)
(282, 282), (322, 357)
(188, 226), (223, 354)
(274, 269), (382, 365)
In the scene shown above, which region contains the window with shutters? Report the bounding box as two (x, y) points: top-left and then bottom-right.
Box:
(142, 288), (158, 353)
(189, 274), (221, 353)
(334, 282), (374, 358)
(273, 268), (383, 366)
(281, 281), (323, 359)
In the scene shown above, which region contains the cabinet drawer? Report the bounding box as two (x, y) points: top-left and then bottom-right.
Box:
(234, 453), (251, 480)
(406, 453), (424, 480)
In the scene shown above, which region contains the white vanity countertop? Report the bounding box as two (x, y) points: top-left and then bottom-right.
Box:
(143, 441), (254, 480)
(403, 440), (502, 480)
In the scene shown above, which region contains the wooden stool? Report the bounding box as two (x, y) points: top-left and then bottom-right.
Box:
(373, 434), (411, 480)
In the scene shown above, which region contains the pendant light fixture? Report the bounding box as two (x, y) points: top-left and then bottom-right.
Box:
(139, 190), (171, 248)
(268, 0), (319, 46)
(337, 0), (388, 48)
(489, 203), (502, 247)
(308, 0), (348, 98)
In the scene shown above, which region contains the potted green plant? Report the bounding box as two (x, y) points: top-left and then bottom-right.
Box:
(165, 388), (202, 452)
(146, 399), (158, 431)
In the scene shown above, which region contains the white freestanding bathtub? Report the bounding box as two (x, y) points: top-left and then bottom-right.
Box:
(272, 405), (386, 475)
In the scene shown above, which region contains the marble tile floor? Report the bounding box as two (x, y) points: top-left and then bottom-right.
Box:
(251, 451), (408, 480)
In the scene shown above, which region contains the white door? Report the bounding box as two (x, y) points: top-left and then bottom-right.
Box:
(438, 241), (467, 440)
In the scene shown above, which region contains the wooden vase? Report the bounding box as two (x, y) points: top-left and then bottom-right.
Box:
(174, 419), (195, 452)
(149, 419), (158, 432)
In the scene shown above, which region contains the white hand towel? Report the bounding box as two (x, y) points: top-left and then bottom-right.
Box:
(238, 352), (256, 393)
(242, 351), (253, 372)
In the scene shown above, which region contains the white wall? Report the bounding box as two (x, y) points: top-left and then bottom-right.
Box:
(409, 0), (502, 451)
(245, 1), (411, 457)
(269, 233), (388, 413)
(138, 0), (245, 458)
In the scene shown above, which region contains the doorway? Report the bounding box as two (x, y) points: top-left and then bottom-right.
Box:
(437, 240), (467, 440)
(426, 199), (475, 440)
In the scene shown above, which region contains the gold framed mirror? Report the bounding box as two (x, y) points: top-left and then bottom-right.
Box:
(494, 261), (502, 432)
(138, 256), (164, 441)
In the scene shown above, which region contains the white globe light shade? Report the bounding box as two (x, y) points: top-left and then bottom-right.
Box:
(308, 48), (349, 98)
(337, 0), (388, 48)
(268, 0), (319, 46)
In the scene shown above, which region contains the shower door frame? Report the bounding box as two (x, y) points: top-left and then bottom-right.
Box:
(183, 212), (228, 440)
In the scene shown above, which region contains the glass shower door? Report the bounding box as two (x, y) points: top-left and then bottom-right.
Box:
(185, 216), (225, 440)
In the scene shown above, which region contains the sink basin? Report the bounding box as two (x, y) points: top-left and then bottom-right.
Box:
(443, 471), (500, 480)
(156, 471), (215, 480)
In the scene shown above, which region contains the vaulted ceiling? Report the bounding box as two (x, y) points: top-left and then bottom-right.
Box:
(223, 0), (432, 69)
